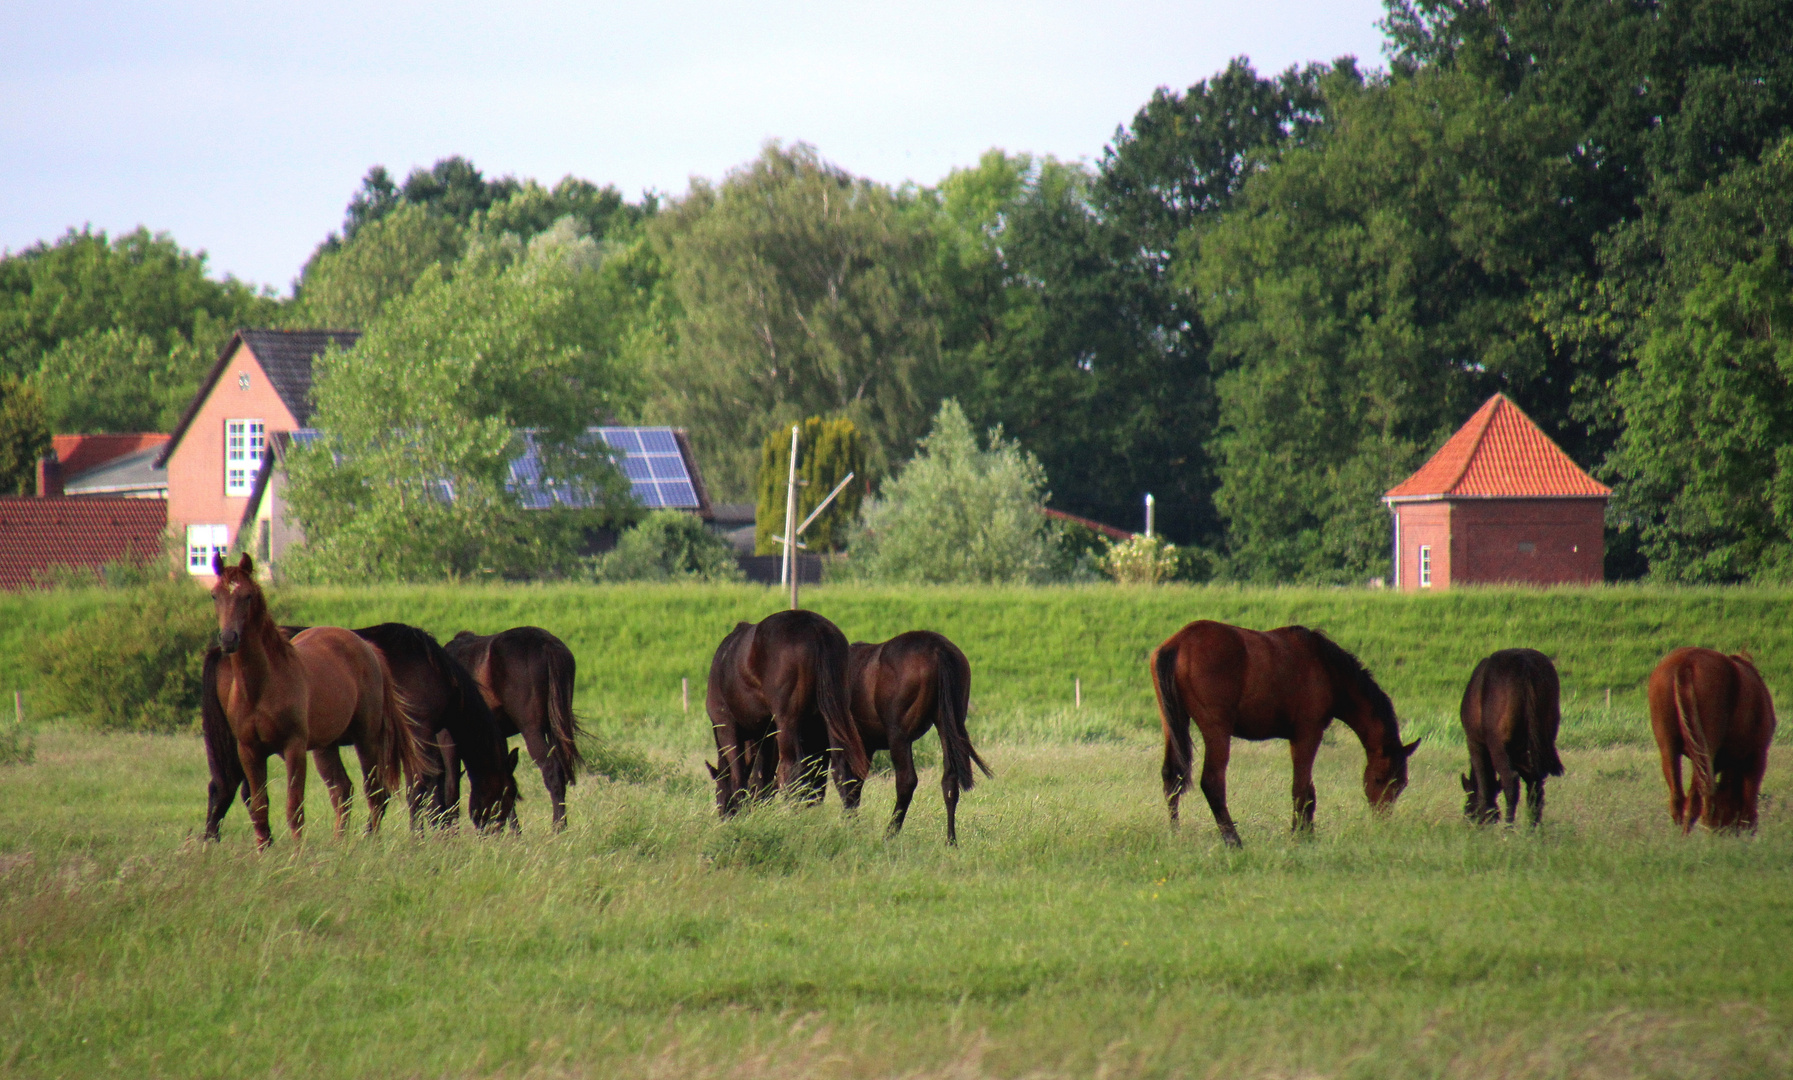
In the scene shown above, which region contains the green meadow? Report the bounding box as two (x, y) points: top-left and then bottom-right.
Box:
(0, 583), (1789, 1078)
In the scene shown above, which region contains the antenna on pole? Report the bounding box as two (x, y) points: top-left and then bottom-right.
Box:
(1145, 493), (1155, 539)
(782, 425), (799, 608)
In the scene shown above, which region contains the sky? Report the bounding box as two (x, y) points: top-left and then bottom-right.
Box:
(2, 1), (1389, 292)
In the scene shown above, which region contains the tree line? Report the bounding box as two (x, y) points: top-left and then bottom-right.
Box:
(4, 0), (1792, 584)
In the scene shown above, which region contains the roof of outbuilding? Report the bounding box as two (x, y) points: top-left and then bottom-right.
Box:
(62, 447), (167, 496)
(0, 497), (167, 589)
(1384, 393), (1611, 501)
(156, 329), (359, 467)
(52, 433), (170, 477)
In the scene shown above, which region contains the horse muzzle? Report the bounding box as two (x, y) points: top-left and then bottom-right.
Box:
(219, 630), (241, 655)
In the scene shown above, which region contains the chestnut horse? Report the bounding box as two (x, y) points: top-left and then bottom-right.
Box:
(845, 631), (991, 844)
(705, 610), (869, 815)
(1152, 620), (1419, 847)
(446, 627), (583, 831)
(203, 623), (520, 838)
(1648, 647), (1777, 833)
(208, 554), (429, 847)
(1459, 648), (1565, 826)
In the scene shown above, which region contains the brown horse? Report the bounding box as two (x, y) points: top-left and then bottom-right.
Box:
(445, 627), (583, 831)
(208, 554), (430, 847)
(1459, 648), (1564, 826)
(705, 610), (869, 815)
(1152, 620), (1419, 847)
(844, 631), (991, 844)
(1648, 647), (1777, 833)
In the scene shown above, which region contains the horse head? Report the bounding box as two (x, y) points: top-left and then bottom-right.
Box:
(1363, 735), (1421, 811)
(470, 746), (521, 834)
(209, 553), (265, 656)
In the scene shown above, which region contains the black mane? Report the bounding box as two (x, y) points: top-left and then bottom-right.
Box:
(1305, 628), (1401, 750)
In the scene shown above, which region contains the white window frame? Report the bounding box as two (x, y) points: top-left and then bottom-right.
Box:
(1418, 545), (1433, 588)
(187, 524), (231, 575)
(225, 418), (265, 497)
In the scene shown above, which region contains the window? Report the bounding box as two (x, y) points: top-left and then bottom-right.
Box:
(1418, 545), (1432, 588)
(225, 419), (265, 496)
(187, 524), (230, 574)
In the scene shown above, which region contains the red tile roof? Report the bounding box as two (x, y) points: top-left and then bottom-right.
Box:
(1385, 394), (1611, 500)
(52, 433), (170, 478)
(0, 497), (167, 589)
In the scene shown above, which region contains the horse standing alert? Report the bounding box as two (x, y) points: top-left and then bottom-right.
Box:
(1459, 648), (1565, 826)
(1648, 647), (1777, 833)
(1151, 620), (1419, 847)
(845, 631), (991, 844)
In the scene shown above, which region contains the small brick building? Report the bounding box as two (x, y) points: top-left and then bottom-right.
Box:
(1382, 394), (1610, 590)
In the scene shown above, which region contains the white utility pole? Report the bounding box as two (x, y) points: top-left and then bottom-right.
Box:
(781, 425), (799, 604)
(1145, 493), (1155, 539)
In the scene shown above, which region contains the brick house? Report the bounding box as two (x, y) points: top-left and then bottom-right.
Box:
(155, 329), (357, 579)
(1382, 393), (1610, 590)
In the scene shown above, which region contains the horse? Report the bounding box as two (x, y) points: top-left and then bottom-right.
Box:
(207, 554), (430, 847)
(704, 610), (870, 816)
(445, 627), (583, 831)
(1151, 620), (1420, 847)
(1648, 647), (1777, 833)
(1458, 648), (1564, 826)
(844, 631), (991, 844)
(203, 624), (520, 838)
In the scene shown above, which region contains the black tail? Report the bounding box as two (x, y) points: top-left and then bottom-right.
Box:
(815, 630), (870, 780)
(543, 641), (587, 782)
(933, 644), (989, 792)
(1153, 643), (1191, 779)
(201, 646), (246, 838)
(1523, 667), (1564, 779)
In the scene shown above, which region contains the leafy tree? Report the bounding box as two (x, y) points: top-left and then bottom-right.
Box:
(30, 327), (207, 432)
(283, 227), (638, 582)
(0, 378), (52, 494)
(596, 510), (744, 581)
(754, 416), (864, 554)
(645, 143), (941, 499)
(289, 204), (466, 329)
(477, 176), (646, 246)
(849, 400), (1056, 584)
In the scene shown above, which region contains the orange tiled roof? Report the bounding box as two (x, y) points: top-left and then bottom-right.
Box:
(1384, 394), (1610, 500)
(52, 433), (171, 478)
(0, 497), (167, 589)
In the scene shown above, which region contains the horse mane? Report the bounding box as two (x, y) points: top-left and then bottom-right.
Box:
(1305, 629), (1400, 749)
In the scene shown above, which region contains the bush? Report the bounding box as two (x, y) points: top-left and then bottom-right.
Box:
(595, 511), (745, 582)
(848, 400), (1058, 584)
(1099, 534), (1178, 584)
(30, 580), (216, 732)
(0, 718), (32, 766)
(754, 416), (864, 554)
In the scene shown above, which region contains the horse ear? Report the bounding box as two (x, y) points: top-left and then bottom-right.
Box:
(211, 552), (225, 576)
(507, 747), (519, 769)
(1403, 738), (1422, 758)
(704, 761), (719, 779)
(238, 553), (254, 575)
(1460, 773), (1474, 791)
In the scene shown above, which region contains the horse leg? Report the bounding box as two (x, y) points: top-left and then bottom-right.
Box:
(239, 745), (274, 849)
(1656, 739), (1686, 827)
(750, 733), (778, 804)
(885, 737), (918, 841)
(1197, 730), (1241, 848)
(281, 742), (308, 843)
(1162, 718), (1193, 829)
(353, 743), (392, 834)
(773, 716), (805, 801)
(436, 729), (461, 830)
(1468, 742), (1499, 824)
(1488, 740), (1519, 826)
(1523, 776), (1545, 827)
(311, 746), (355, 838)
(520, 725), (566, 832)
(1289, 732), (1321, 838)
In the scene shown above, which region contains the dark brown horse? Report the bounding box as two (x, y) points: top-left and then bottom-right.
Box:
(203, 623), (520, 838)
(208, 554), (430, 847)
(705, 610), (869, 815)
(1648, 647), (1777, 833)
(844, 631), (991, 844)
(1152, 620), (1419, 847)
(1459, 648), (1564, 826)
(446, 627), (583, 831)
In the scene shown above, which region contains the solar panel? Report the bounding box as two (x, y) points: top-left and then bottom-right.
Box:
(507, 427), (700, 511)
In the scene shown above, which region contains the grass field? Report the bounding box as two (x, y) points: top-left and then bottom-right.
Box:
(1, 583), (1789, 1078)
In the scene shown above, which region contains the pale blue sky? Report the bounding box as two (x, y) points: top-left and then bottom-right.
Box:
(2, 1), (1389, 291)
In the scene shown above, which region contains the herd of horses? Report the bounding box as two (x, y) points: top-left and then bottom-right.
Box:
(199, 553), (1777, 850)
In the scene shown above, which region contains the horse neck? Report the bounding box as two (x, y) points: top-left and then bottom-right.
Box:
(1338, 691), (1398, 764)
(226, 605), (292, 705)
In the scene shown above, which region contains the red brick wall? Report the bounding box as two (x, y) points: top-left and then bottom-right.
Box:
(1450, 498), (1605, 585)
(1393, 502), (1451, 590)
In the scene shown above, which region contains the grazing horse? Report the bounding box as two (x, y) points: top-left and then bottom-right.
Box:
(844, 631), (991, 844)
(1648, 647), (1777, 833)
(1151, 620), (1419, 847)
(207, 554), (429, 847)
(446, 627), (583, 831)
(1459, 648), (1565, 826)
(705, 610), (870, 815)
(203, 624), (520, 838)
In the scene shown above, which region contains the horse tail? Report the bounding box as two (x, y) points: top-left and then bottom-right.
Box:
(543, 641), (586, 782)
(201, 646), (247, 832)
(1526, 660), (1564, 779)
(1673, 660), (1714, 814)
(374, 649), (433, 793)
(1153, 641), (1191, 780)
(933, 643), (989, 793)
(817, 631), (870, 780)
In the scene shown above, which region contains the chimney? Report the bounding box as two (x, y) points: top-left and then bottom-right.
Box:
(36, 453), (61, 498)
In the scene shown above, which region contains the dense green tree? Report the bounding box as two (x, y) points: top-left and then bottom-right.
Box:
(753, 416), (864, 554)
(477, 177), (646, 246)
(0, 378), (51, 495)
(290, 204), (466, 329)
(644, 143), (941, 499)
(30, 328), (207, 433)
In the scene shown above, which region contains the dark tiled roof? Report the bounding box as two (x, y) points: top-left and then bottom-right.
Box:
(52, 433), (170, 477)
(0, 497), (167, 589)
(1385, 394), (1611, 501)
(157, 328), (360, 467)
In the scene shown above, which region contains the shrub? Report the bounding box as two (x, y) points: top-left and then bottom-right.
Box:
(1100, 534), (1178, 584)
(596, 511), (745, 582)
(754, 416), (865, 554)
(849, 400), (1057, 584)
(30, 580), (216, 732)
(0, 718), (32, 766)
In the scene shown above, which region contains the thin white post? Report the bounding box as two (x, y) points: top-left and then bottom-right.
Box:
(12, 691), (20, 726)
(1075, 677), (1081, 709)
(682, 677), (689, 714)
(784, 425), (800, 610)
(1605, 687), (1611, 714)
(1145, 494), (1155, 539)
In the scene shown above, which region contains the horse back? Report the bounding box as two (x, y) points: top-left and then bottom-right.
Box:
(291, 626), (386, 747)
(1164, 621), (1333, 737)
